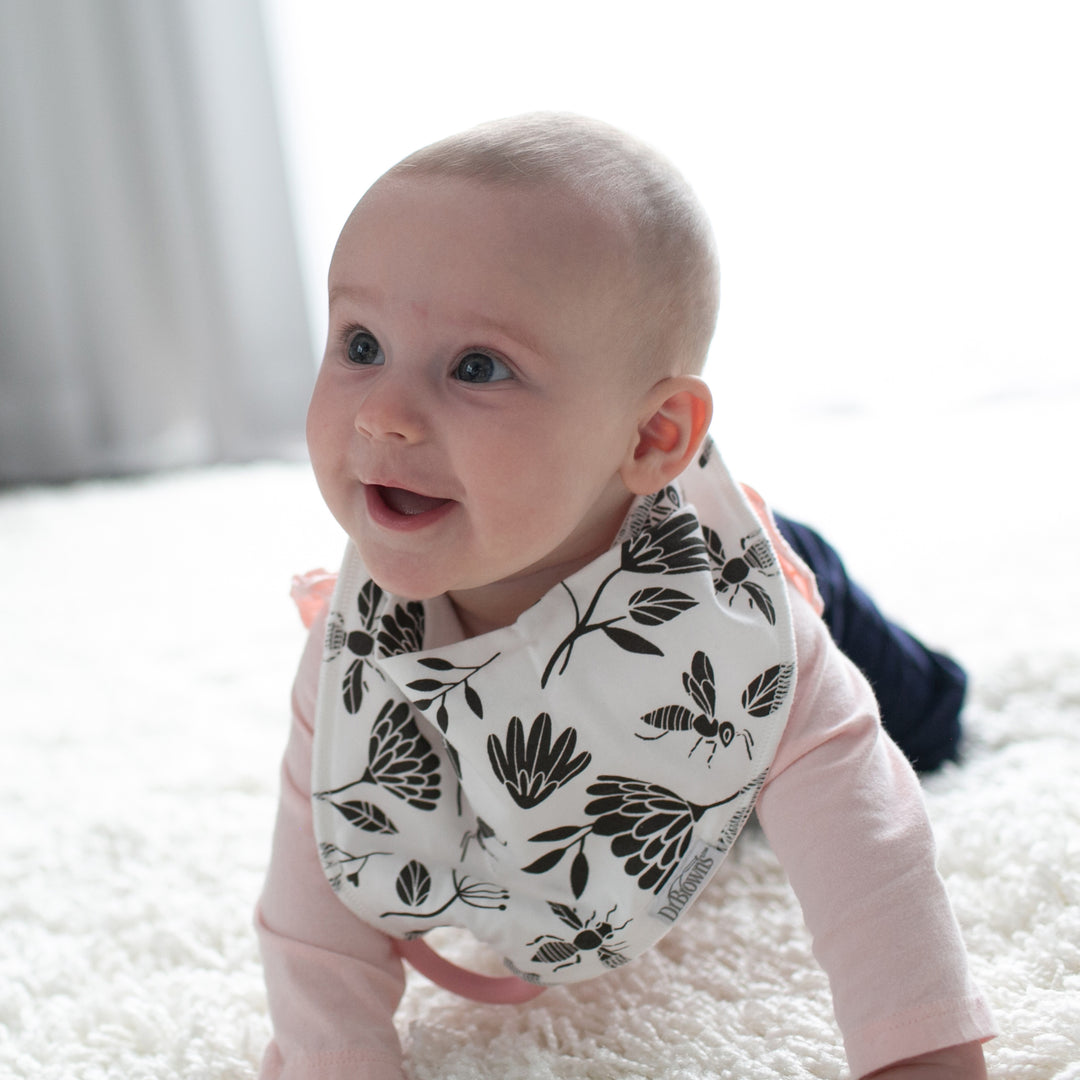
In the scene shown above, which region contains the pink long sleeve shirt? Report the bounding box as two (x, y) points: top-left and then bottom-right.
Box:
(255, 585), (995, 1080)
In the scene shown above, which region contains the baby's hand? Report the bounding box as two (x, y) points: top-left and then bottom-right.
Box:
(863, 1040), (987, 1079)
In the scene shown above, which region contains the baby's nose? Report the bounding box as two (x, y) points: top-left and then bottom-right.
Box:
(353, 370), (426, 443)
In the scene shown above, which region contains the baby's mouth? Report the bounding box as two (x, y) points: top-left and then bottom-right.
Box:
(375, 485), (451, 517)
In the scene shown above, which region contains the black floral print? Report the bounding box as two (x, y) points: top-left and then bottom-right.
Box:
(542, 510), (707, 686)
(314, 698), (441, 811)
(406, 652), (500, 732)
(487, 713), (592, 809)
(523, 773), (758, 897)
(377, 600), (426, 657)
(381, 863), (509, 919)
(620, 510), (710, 576)
(585, 774), (754, 893)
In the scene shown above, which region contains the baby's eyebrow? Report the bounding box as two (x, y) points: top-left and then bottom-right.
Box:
(460, 313), (547, 361)
(328, 282), (386, 308)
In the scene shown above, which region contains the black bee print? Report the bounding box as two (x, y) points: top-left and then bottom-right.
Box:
(341, 579), (385, 713)
(405, 652), (499, 733)
(638, 650), (753, 763)
(542, 510), (707, 686)
(702, 526), (779, 625)
(487, 713), (592, 809)
(460, 817), (504, 860)
(380, 862), (508, 920)
(314, 698), (441, 820)
(528, 902), (631, 972)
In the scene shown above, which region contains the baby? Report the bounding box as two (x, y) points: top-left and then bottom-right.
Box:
(256, 114), (995, 1079)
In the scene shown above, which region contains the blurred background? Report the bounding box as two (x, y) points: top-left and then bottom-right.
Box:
(2, 0), (1077, 524)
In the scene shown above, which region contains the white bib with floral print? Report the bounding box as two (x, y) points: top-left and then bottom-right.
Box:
(310, 440), (804, 987)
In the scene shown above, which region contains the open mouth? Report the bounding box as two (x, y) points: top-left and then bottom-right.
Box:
(373, 485), (452, 518)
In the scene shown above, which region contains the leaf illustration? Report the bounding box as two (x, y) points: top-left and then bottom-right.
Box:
(464, 684), (484, 719)
(522, 847), (566, 875)
(529, 824), (585, 843)
(418, 656), (456, 670)
(741, 664), (794, 718)
(640, 704), (696, 732)
(327, 800), (398, 835)
(406, 678), (444, 693)
(436, 703), (449, 733)
(570, 849), (589, 898)
(395, 860), (432, 907)
(602, 625), (664, 656)
(627, 587), (698, 627)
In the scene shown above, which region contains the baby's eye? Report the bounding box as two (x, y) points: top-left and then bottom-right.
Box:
(346, 330), (384, 366)
(454, 352), (513, 383)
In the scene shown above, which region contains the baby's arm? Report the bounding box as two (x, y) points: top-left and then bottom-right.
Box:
(255, 608), (408, 1080)
(866, 1040), (987, 1078)
(757, 592), (993, 1079)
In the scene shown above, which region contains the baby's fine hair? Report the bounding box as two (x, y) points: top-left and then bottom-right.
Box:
(384, 113), (720, 376)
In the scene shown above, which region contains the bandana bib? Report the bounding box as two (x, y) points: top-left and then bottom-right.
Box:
(311, 440), (806, 989)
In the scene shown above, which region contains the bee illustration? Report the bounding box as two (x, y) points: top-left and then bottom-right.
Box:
(703, 527), (778, 624)
(527, 902), (631, 972)
(460, 817), (505, 860)
(638, 650), (753, 764)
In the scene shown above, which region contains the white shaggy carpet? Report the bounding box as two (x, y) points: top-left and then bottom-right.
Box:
(2, 394), (1078, 1079)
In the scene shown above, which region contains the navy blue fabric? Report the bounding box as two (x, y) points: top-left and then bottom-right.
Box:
(774, 515), (965, 773)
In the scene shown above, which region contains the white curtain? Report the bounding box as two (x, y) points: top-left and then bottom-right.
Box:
(0, 0), (313, 483)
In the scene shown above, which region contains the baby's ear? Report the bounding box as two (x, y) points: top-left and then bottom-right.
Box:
(621, 376), (713, 495)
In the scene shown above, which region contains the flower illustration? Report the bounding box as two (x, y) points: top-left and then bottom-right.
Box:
(381, 868), (508, 919)
(377, 600), (425, 657)
(487, 713), (592, 809)
(620, 511), (709, 576)
(315, 698), (441, 811)
(585, 774), (750, 893)
(365, 699), (441, 808)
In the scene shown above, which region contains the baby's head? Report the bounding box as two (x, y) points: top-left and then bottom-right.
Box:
(384, 113), (720, 380)
(308, 114), (719, 634)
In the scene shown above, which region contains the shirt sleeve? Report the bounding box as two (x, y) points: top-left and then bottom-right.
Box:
(255, 605), (409, 1080)
(757, 590), (996, 1078)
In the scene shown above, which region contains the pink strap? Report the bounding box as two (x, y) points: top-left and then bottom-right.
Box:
(290, 569), (338, 629)
(394, 938), (546, 1004)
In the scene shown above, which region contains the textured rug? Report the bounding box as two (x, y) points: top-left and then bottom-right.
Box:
(2, 445), (1078, 1079)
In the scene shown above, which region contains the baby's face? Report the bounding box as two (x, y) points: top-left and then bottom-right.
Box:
(307, 175), (653, 629)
